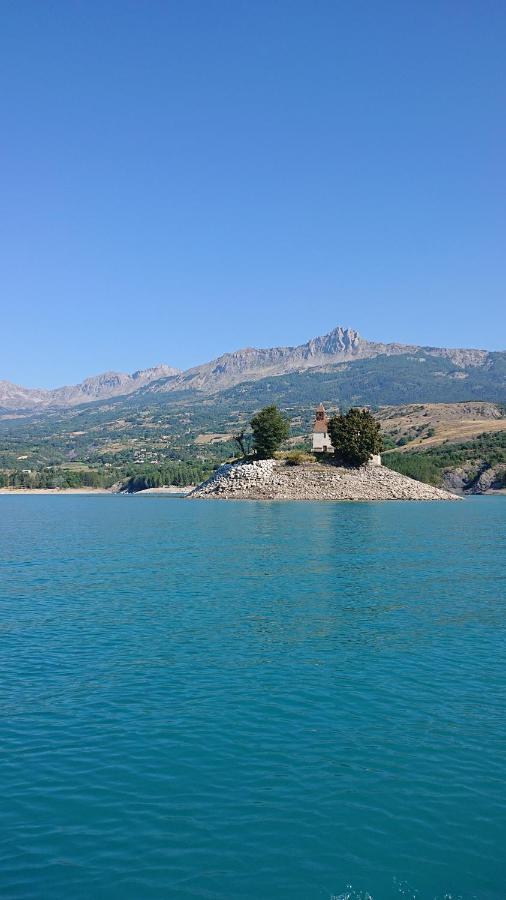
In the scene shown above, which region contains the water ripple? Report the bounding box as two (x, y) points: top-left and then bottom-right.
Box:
(0, 496), (505, 899)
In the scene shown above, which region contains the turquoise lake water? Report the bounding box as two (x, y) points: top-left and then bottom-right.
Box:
(1, 496), (505, 899)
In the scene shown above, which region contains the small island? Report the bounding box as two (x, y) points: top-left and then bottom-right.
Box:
(189, 404), (459, 501)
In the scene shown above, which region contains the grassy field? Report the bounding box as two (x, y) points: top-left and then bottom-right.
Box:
(377, 402), (506, 452)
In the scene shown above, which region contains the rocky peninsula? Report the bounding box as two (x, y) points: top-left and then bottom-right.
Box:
(188, 459), (459, 501)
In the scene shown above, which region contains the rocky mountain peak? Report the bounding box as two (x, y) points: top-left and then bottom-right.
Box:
(0, 324), (501, 413)
(306, 326), (362, 356)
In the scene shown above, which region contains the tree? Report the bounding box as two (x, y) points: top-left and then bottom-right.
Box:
(328, 408), (383, 467)
(250, 405), (290, 458)
(233, 428), (252, 458)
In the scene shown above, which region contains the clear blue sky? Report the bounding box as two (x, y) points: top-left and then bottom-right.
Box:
(1, 1), (505, 388)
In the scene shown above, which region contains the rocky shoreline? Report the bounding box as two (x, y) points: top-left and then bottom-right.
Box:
(188, 459), (460, 501)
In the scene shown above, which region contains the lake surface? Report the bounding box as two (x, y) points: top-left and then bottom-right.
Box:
(1, 496), (505, 900)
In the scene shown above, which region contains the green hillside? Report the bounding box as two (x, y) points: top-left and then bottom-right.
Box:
(218, 350), (506, 409)
(383, 430), (506, 490)
(0, 351), (505, 489)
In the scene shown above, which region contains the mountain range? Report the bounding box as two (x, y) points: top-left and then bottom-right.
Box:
(1, 326), (503, 414)
(0, 365), (180, 412)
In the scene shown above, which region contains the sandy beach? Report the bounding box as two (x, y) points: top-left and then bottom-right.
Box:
(0, 488), (112, 495)
(0, 486), (194, 496)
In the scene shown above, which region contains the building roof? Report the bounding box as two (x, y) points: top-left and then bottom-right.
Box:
(313, 403), (329, 432)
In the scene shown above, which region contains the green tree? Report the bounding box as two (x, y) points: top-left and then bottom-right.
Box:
(328, 408), (383, 467)
(250, 405), (290, 458)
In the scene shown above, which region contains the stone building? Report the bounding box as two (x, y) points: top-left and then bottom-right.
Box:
(312, 403), (333, 453)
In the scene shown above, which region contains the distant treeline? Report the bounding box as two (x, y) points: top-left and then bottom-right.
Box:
(0, 460), (214, 491)
(0, 468), (116, 489)
(121, 462), (213, 492)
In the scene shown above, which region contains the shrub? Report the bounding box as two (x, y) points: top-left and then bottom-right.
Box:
(280, 450), (314, 466)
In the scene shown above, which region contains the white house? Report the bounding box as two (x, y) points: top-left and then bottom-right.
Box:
(312, 403), (333, 453)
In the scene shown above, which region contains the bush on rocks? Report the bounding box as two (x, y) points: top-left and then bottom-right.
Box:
(279, 450), (314, 466)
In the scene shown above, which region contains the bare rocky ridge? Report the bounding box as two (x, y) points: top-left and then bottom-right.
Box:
(166, 326), (367, 393)
(149, 326), (491, 396)
(0, 381), (49, 410)
(0, 365), (181, 411)
(0, 324), (497, 412)
(188, 459), (459, 501)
